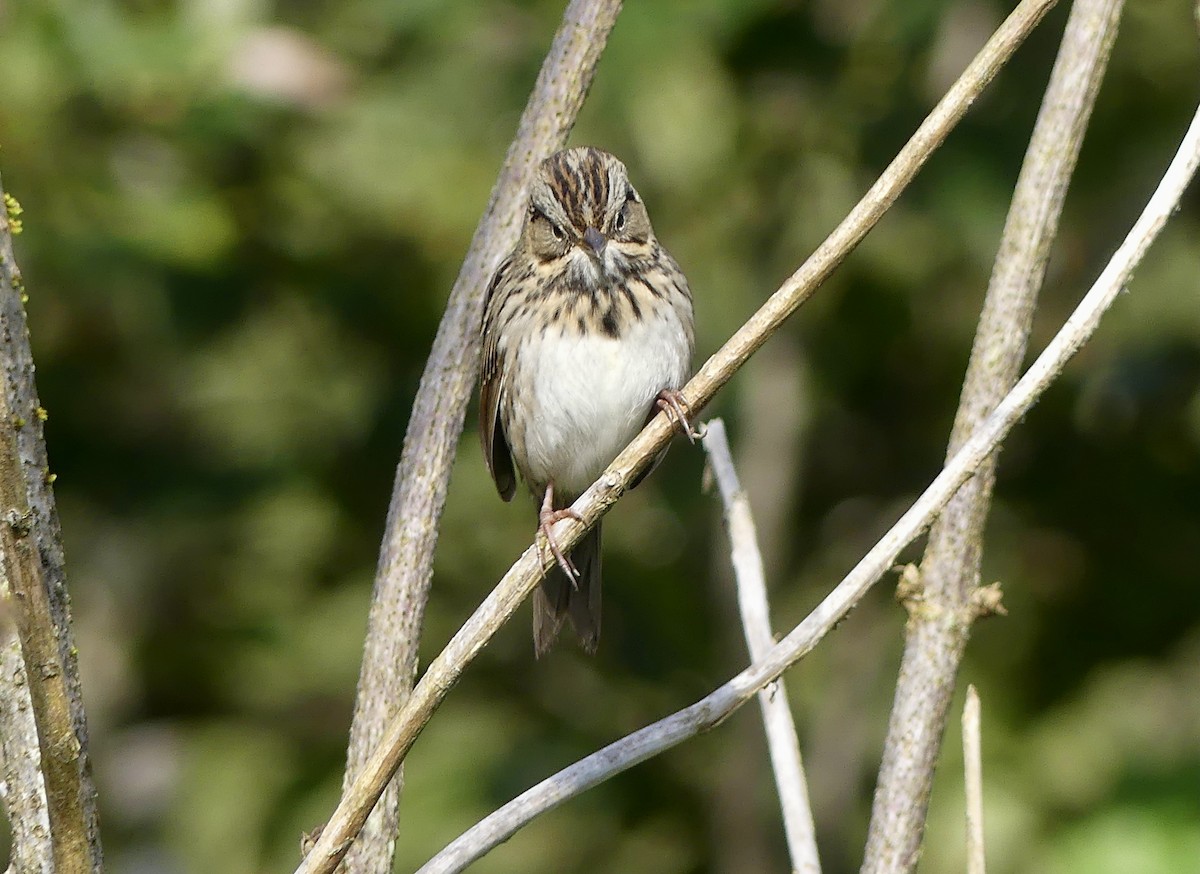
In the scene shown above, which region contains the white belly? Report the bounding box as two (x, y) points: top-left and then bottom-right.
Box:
(513, 312), (690, 496)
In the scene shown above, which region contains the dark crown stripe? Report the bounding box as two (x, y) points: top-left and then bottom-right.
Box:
(587, 158), (607, 223)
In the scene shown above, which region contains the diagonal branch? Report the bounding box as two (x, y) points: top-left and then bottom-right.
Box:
(862, 0), (1125, 868)
(339, 2), (623, 870)
(703, 418), (821, 874)
(416, 100), (1200, 874)
(0, 177), (102, 871)
(297, 1), (1058, 869)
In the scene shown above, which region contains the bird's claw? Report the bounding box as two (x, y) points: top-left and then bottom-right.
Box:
(538, 485), (583, 587)
(656, 389), (703, 443)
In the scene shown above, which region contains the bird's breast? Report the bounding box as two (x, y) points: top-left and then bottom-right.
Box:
(506, 305), (690, 498)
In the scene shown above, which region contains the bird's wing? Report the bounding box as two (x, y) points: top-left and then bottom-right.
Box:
(480, 256), (517, 501)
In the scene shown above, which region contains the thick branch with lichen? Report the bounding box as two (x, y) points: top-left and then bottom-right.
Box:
(0, 177), (102, 871)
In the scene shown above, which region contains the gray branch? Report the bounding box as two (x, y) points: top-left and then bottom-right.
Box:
(297, 3), (1060, 868)
(703, 418), (821, 874)
(963, 686), (986, 874)
(414, 100), (1200, 868)
(0, 627), (54, 874)
(0, 176), (102, 870)
(862, 0), (1125, 869)
(338, 2), (623, 871)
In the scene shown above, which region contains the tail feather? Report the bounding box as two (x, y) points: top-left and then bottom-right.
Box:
(532, 521), (602, 657)
(532, 574), (568, 656)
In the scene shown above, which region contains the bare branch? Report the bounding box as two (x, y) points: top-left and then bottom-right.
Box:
(0, 622), (54, 874)
(0, 177), (102, 870)
(339, 1), (623, 869)
(703, 418), (821, 874)
(863, 1), (1125, 868)
(963, 686), (985, 874)
(297, 3), (1060, 869)
(416, 98), (1200, 874)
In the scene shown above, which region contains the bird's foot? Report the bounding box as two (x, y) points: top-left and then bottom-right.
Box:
(656, 389), (704, 443)
(538, 485), (583, 587)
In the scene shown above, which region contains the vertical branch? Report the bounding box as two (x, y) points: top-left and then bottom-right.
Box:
(703, 418), (821, 874)
(962, 686), (985, 874)
(861, 0), (1125, 869)
(0, 622), (55, 874)
(339, 1), (623, 870)
(0, 178), (102, 870)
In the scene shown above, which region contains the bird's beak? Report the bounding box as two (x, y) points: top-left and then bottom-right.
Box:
(583, 226), (607, 258)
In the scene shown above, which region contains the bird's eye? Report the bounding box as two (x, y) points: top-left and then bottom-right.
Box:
(530, 207), (566, 243)
(614, 208), (627, 232)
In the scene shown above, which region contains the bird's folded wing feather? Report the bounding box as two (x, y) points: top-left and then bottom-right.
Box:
(480, 256), (517, 501)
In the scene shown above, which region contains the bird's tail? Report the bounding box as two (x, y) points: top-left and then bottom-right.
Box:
(533, 520), (602, 657)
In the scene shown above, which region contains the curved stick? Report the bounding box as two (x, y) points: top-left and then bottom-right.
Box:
(338, 1), (624, 871)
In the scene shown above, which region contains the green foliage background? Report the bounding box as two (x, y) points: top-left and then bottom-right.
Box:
(2, 0), (1199, 871)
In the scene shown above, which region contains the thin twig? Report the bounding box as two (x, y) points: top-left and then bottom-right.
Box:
(338, 2), (623, 870)
(963, 686), (985, 874)
(703, 418), (821, 874)
(862, 0), (1125, 868)
(415, 100), (1200, 874)
(296, 3), (1059, 869)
